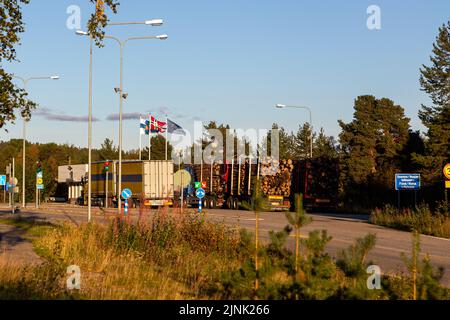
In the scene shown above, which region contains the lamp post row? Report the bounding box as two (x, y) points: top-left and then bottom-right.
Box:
(15, 21), (312, 222)
(12, 75), (60, 209)
(76, 19), (167, 220)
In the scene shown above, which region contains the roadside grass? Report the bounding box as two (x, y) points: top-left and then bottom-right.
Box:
(370, 204), (450, 239)
(0, 212), (243, 299)
(0, 210), (449, 300)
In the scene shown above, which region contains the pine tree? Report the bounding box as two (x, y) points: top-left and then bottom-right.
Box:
(241, 179), (271, 295)
(292, 123), (315, 160)
(285, 193), (312, 277)
(269, 123), (295, 160)
(142, 135), (173, 160)
(314, 128), (338, 159)
(414, 21), (450, 183)
(98, 138), (118, 160)
(338, 95), (410, 203)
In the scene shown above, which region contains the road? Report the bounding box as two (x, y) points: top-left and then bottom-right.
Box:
(1, 205), (449, 286)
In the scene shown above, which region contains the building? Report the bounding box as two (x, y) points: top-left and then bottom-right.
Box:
(58, 164), (88, 204)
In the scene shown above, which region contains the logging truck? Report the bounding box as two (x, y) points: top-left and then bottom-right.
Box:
(183, 157), (339, 211)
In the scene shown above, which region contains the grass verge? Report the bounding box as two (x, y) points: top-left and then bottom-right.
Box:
(370, 204), (450, 239)
(0, 210), (448, 300)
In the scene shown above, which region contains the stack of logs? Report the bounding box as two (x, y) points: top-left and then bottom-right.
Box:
(193, 163), (227, 193)
(260, 158), (294, 196)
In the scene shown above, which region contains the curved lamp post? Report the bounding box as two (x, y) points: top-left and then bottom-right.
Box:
(276, 104), (313, 159)
(76, 21), (167, 219)
(12, 75), (60, 208)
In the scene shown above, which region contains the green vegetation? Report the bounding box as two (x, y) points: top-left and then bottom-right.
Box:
(285, 193), (312, 276)
(241, 179), (271, 293)
(414, 21), (450, 184)
(338, 96), (412, 207)
(370, 204), (450, 239)
(0, 213), (448, 300)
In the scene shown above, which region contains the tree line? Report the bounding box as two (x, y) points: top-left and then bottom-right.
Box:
(0, 136), (171, 202)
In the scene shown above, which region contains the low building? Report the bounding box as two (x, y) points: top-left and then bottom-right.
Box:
(58, 164), (88, 204)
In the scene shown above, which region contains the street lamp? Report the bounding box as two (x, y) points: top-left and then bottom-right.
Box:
(104, 34), (168, 215)
(107, 19), (164, 27)
(75, 30), (94, 222)
(275, 104), (313, 158)
(12, 75), (60, 208)
(75, 19), (165, 220)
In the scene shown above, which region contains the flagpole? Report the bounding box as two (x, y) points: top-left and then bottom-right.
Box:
(149, 131), (151, 161)
(165, 115), (168, 161)
(139, 117), (142, 161)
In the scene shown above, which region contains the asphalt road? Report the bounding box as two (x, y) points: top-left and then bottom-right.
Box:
(1, 205), (449, 286)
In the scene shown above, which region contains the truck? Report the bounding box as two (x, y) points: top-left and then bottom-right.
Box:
(183, 157), (338, 211)
(88, 160), (174, 207)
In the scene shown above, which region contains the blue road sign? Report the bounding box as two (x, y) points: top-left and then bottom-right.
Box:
(5, 182), (9, 191)
(0, 175), (6, 186)
(395, 174), (420, 191)
(121, 188), (132, 200)
(37, 184), (44, 190)
(196, 188), (205, 199)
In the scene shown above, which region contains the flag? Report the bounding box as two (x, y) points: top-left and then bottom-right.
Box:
(167, 118), (186, 135)
(145, 119), (150, 135)
(150, 115), (167, 133)
(140, 116), (147, 135)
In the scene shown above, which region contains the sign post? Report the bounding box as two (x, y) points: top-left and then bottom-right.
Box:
(0, 175), (5, 204)
(104, 162), (110, 209)
(121, 188), (132, 217)
(196, 188), (205, 213)
(124, 200), (129, 216)
(36, 161), (43, 208)
(12, 158), (15, 214)
(395, 173), (421, 208)
(444, 164), (450, 207)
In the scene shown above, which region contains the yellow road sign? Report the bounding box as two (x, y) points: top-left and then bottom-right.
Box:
(444, 163), (450, 180)
(446, 180), (450, 189)
(37, 178), (43, 185)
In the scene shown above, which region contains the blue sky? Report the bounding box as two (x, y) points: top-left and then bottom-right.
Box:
(1, 0), (449, 150)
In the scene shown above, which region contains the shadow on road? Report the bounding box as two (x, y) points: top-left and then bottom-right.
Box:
(310, 212), (370, 222)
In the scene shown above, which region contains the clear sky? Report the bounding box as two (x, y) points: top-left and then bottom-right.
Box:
(1, 0), (449, 150)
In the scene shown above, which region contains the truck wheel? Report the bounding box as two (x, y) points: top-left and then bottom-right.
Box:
(226, 198), (232, 209)
(210, 198), (216, 209)
(232, 198), (239, 210)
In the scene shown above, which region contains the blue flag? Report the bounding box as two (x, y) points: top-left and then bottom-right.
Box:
(167, 118), (186, 135)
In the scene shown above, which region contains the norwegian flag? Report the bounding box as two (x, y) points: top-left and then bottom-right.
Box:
(149, 115), (167, 133)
